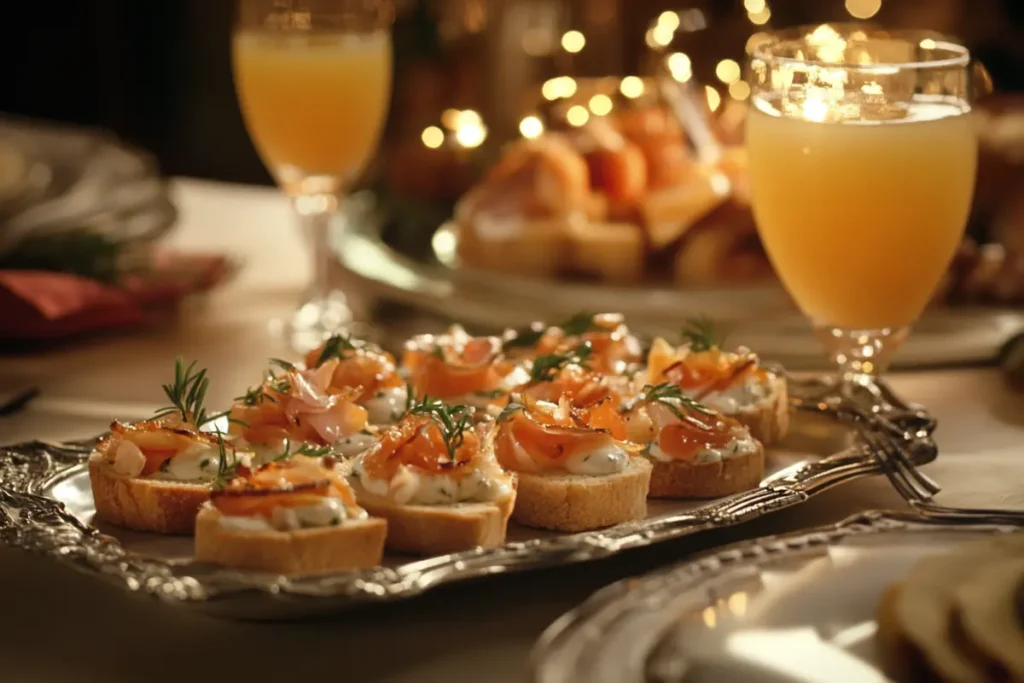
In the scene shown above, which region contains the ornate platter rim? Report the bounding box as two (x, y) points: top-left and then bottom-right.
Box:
(0, 377), (936, 619)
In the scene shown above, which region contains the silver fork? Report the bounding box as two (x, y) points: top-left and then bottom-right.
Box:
(855, 407), (1024, 527)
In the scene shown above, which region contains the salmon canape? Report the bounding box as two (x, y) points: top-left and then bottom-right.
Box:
(624, 383), (765, 498)
(195, 457), (386, 575)
(88, 358), (253, 534)
(230, 358), (376, 462)
(304, 334), (408, 426)
(517, 341), (624, 411)
(645, 322), (789, 444)
(494, 391), (651, 532)
(347, 398), (517, 555)
(502, 312), (643, 376)
(403, 325), (526, 408)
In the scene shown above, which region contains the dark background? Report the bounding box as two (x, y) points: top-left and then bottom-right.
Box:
(2, 0), (1022, 187)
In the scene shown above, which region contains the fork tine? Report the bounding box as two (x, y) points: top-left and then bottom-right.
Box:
(876, 429), (940, 499)
(856, 424), (923, 503)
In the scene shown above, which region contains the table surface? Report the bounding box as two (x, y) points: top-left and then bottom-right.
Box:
(1, 178), (1022, 682)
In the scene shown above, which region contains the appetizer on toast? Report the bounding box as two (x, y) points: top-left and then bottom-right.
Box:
(348, 398), (517, 554)
(403, 325), (525, 408)
(645, 320), (788, 445)
(195, 456), (386, 575)
(230, 358), (377, 462)
(304, 334), (408, 426)
(625, 383), (764, 498)
(503, 312), (642, 376)
(495, 391), (651, 532)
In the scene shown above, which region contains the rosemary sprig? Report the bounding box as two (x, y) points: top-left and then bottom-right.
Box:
(269, 358), (296, 372)
(680, 317), (723, 352)
(154, 357), (213, 427)
(641, 383), (714, 420)
(271, 440), (332, 463)
(529, 342), (593, 384)
(403, 382), (416, 414)
(409, 396), (474, 462)
(314, 334), (360, 366)
(213, 432), (240, 489)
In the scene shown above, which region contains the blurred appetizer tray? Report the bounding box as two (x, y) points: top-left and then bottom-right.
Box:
(0, 376), (935, 620)
(335, 223), (1024, 370)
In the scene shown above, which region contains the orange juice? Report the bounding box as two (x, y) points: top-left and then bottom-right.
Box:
(746, 97), (977, 330)
(233, 30), (391, 193)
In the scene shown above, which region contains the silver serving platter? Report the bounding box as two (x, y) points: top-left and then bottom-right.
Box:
(0, 377), (935, 620)
(530, 511), (1024, 683)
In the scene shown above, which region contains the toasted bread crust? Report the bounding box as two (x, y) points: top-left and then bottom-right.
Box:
(647, 442), (764, 499)
(732, 374), (789, 445)
(194, 505), (386, 575)
(352, 485), (516, 555)
(512, 457), (652, 532)
(88, 450), (209, 534)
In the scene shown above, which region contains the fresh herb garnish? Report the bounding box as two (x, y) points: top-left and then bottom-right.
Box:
(497, 400), (525, 424)
(270, 439), (333, 463)
(403, 382), (416, 414)
(269, 358), (296, 372)
(213, 432), (240, 489)
(529, 342), (593, 384)
(473, 388), (505, 399)
(680, 317), (722, 352)
(503, 312), (597, 351)
(641, 383), (714, 420)
(154, 357), (214, 427)
(409, 396), (474, 462)
(560, 311), (597, 336)
(315, 334), (360, 366)
(429, 345), (446, 360)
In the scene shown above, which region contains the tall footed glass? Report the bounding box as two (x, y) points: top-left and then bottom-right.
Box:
(745, 25), (978, 388)
(233, 0), (392, 350)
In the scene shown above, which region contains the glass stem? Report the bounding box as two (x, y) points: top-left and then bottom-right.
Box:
(293, 194), (340, 302)
(814, 324), (909, 389)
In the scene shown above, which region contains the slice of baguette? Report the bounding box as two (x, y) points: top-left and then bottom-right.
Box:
(351, 485), (516, 555)
(194, 505), (387, 575)
(88, 451), (209, 534)
(727, 374), (789, 446)
(512, 457), (652, 532)
(647, 442), (764, 499)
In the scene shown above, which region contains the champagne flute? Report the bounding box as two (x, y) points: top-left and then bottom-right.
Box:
(745, 25), (978, 385)
(233, 0), (393, 349)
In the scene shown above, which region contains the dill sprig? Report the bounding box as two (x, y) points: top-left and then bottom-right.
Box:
(641, 383), (714, 420)
(314, 334), (360, 366)
(680, 317), (723, 352)
(271, 440), (332, 463)
(560, 311), (597, 336)
(529, 342), (593, 384)
(154, 357), (215, 427)
(409, 396), (474, 462)
(497, 400), (525, 424)
(269, 358), (296, 372)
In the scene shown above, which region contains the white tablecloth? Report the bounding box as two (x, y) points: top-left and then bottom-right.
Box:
(0, 178), (1021, 683)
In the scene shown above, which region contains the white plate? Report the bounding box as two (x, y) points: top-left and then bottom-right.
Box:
(531, 513), (1024, 683)
(334, 223), (1024, 370)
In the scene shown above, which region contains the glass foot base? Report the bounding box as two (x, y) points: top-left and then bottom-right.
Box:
(269, 291), (379, 353)
(813, 324), (909, 385)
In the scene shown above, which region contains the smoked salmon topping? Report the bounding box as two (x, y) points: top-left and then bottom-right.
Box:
(210, 458), (359, 518)
(528, 313), (642, 375)
(304, 335), (403, 402)
(646, 337), (766, 393)
(403, 327), (509, 400)
(359, 406), (486, 482)
(103, 419), (223, 476)
(494, 394), (632, 473)
(230, 359), (369, 448)
(626, 384), (748, 463)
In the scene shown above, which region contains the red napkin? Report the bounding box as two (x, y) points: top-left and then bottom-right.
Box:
(0, 252), (232, 340)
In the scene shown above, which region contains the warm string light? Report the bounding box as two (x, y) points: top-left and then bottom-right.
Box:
(519, 115), (544, 139)
(705, 85), (722, 112)
(667, 52), (693, 82)
(561, 30), (586, 53)
(729, 80), (751, 100)
(566, 105), (590, 127)
(421, 126), (444, 149)
(620, 76), (645, 99)
(542, 76), (578, 100)
(716, 59), (742, 84)
(747, 4), (771, 25)
(845, 0), (882, 20)
(658, 10), (680, 31)
(589, 94), (613, 116)
(423, 110), (487, 149)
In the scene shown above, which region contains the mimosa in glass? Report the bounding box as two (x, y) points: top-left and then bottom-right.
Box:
(233, 1), (393, 349)
(745, 25), (978, 382)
